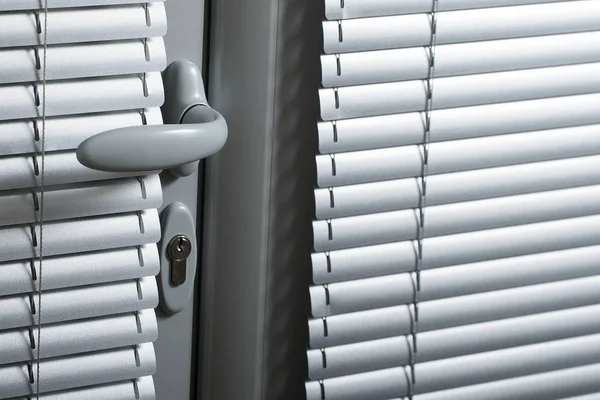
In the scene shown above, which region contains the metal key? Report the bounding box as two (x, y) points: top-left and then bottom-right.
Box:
(168, 235), (192, 286)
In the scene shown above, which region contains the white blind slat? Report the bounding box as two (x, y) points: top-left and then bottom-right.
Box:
(0, 108), (163, 156)
(312, 215), (600, 284)
(418, 364), (600, 400)
(311, 244), (600, 314)
(2, 0), (163, 11)
(316, 156), (600, 220)
(322, 32), (600, 88)
(310, 297), (600, 349)
(0, 343), (155, 398)
(0, 72), (164, 121)
(0, 209), (160, 263)
(317, 125), (600, 188)
(412, 334), (600, 394)
(14, 377), (157, 400)
(324, 0), (567, 19)
(308, 275), (600, 348)
(0, 38), (166, 84)
(309, 319), (600, 380)
(560, 394), (600, 400)
(323, 1), (600, 54)
(0, 310), (157, 365)
(0, 3), (166, 48)
(18, 376), (156, 400)
(315, 207), (600, 273)
(321, 63), (600, 121)
(310, 298), (600, 350)
(311, 270), (600, 319)
(0, 245), (159, 297)
(310, 308), (600, 379)
(0, 174), (162, 227)
(314, 185), (600, 252)
(0, 277), (158, 331)
(0, 151), (159, 192)
(318, 93), (600, 154)
(307, 345), (600, 400)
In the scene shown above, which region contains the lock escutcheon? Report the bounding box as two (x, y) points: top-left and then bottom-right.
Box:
(158, 202), (198, 314)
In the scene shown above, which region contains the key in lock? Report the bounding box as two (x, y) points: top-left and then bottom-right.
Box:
(168, 235), (192, 287)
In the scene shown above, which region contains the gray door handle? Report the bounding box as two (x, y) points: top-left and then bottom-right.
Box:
(76, 60), (227, 177)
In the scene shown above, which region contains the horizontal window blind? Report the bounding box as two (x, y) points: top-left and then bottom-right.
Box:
(307, 1), (600, 400)
(0, 344), (156, 398)
(317, 92), (600, 153)
(324, 0), (568, 19)
(321, 32), (600, 87)
(0, 3), (166, 47)
(323, 1), (600, 53)
(0, 38), (166, 84)
(0, 175), (163, 226)
(0, 1), (167, 398)
(8, 376), (157, 400)
(3, 0), (163, 11)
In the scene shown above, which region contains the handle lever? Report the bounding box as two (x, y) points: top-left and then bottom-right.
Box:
(76, 60), (227, 177)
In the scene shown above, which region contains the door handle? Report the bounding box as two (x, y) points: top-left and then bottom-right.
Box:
(76, 60), (227, 177)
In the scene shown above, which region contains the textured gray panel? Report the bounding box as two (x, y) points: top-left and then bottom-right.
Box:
(198, 0), (322, 399)
(262, 1), (321, 399)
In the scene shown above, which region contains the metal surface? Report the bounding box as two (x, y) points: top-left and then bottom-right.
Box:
(76, 60), (227, 176)
(168, 235), (192, 287)
(198, 0), (322, 399)
(75, 113), (227, 173)
(153, 0), (205, 398)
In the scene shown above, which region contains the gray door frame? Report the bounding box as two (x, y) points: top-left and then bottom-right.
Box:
(153, 1), (207, 399)
(198, 0), (323, 399)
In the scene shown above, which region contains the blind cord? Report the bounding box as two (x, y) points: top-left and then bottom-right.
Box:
(35, 1), (49, 397)
(410, 0), (439, 398)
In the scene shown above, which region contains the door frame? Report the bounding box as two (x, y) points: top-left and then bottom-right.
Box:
(196, 1), (323, 399)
